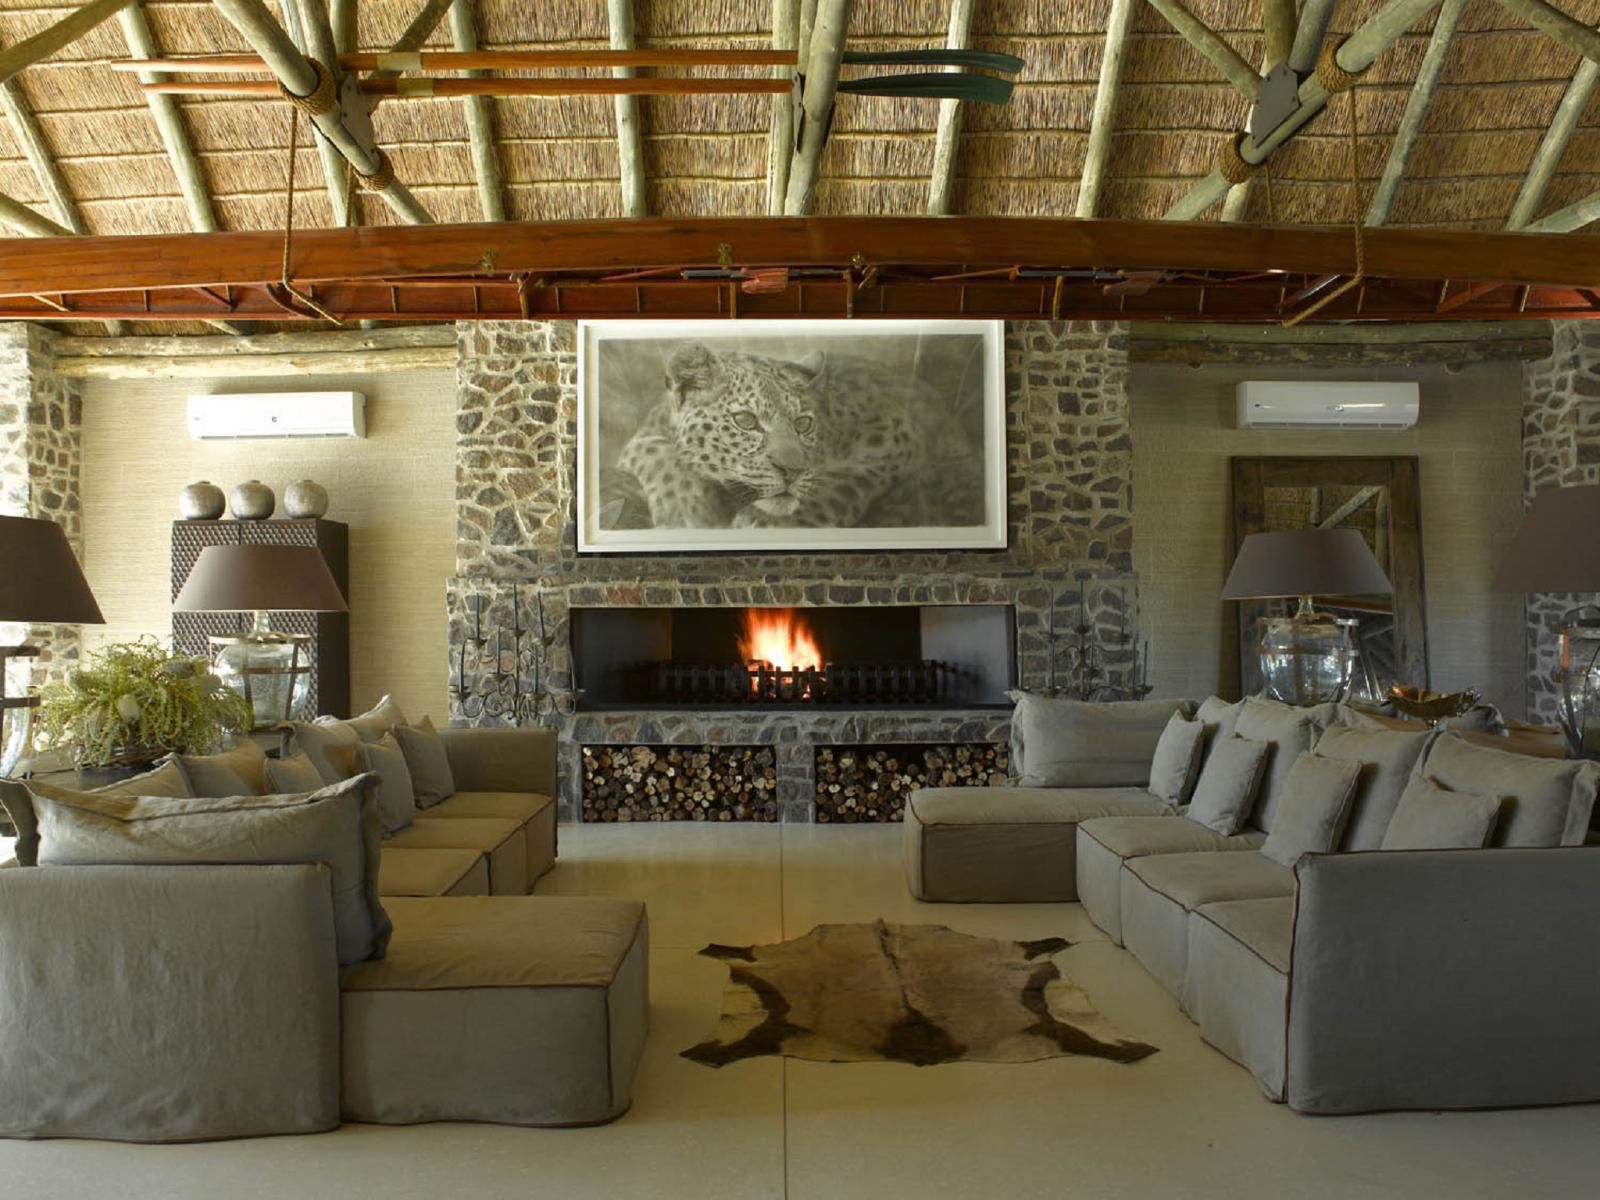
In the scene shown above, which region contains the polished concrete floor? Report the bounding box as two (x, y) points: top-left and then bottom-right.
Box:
(4, 822), (1598, 1199)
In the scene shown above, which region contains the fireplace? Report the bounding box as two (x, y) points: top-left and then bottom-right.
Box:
(571, 605), (1015, 711)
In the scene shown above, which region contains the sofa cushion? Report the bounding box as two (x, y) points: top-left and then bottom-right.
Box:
(357, 732), (416, 835)
(171, 738), (270, 798)
(1186, 735), (1269, 835)
(1310, 724), (1435, 850)
(1009, 694), (1191, 788)
(384, 815), (526, 895)
(1260, 753), (1362, 868)
(1195, 695), (1246, 758)
(1125, 849), (1297, 912)
(392, 716), (456, 808)
(906, 785), (1165, 827)
(377, 847), (489, 898)
(1421, 733), (1598, 847)
(340, 694), (406, 743)
(25, 774), (391, 965)
(1380, 777), (1503, 850)
(265, 752), (327, 796)
(284, 719), (362, 785)
(1233, 697), (1323, 833)
(92, 759), (192, 799)
(1193, 895), (1293, 974)
(1, 761), (193, 867)
(419, 790), (557, 886)
(1183, 897), (1294, 1101)
(1148, 714), (1206, 806)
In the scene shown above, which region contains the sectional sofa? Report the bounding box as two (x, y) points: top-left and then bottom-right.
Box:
(904, 694), (1600, 1114)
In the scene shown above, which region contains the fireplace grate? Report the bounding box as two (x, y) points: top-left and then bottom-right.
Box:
(646, 660), (962, 706)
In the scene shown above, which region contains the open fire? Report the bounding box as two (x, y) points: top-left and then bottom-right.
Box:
(738, 608), (822, 675)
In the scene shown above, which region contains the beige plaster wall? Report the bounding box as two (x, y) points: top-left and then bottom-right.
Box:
(79, 370), (456, 723)
(1132, 360), (1527, 717)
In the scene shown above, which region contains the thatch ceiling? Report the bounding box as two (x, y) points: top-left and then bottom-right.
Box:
(1, 0), (1598, 244)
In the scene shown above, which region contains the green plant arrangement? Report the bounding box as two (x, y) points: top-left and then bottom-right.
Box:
(38, 638), (253, 769)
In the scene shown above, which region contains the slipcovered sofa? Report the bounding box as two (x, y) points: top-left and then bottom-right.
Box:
(903, 693), (1600, 1114)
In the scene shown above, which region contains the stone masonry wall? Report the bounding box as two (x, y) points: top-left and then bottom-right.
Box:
(1521, 321), (1600, 724)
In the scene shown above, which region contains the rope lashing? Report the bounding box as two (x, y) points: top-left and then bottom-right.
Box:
(278, 57), (337, 117)
(353, 148), (396, 193)
(1218, 134), (1260, 186)
(1314, 38), (1369, 96)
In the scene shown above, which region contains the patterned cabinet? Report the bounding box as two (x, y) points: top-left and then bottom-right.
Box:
(170, 519), (350, 720)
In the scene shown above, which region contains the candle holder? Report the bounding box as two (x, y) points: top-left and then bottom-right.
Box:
(1034, 578), (1153, 702)
(450, 585), (574, 724)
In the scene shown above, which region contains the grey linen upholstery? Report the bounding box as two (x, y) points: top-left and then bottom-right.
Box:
(1232, 698), (1323, 832)
(384, 815), (528, 896)
(1010, 694), (1192, 787)
(1310, 725), (1434, 850)
(1182, 897), (1294, 1100)
(1075, 816), (1265, 944)
(437, 726), (560, 873)
(377, 847), (490, 897)
(903, 786), (1166, 902)
(419, 791), (558, 886)
(392, 716), (455, 807)
(171, 738), (272, 798)
(1119, 850), (1295, 998)
(0, 864), (341, 1141)
(1422, 733), (1599, 846)
(340, 896), (649, 1126)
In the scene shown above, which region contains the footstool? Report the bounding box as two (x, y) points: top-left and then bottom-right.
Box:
(903, 786), (1168, 902)
(339, 895), (649, 1126)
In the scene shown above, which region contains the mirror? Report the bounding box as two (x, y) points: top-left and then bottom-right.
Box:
(1230, 456), (1427, 701)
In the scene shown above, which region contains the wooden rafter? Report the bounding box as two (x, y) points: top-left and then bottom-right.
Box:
(1145, 0), (1260, 100)
(608, 0), (647, 218)
(0, 0), (133, 86)
(448, 0), (505, 222)
(783, 0), (850, 215)
(1077, 0), (1134, 218)
(926, 0), (975, 215)
(1525, 190), (1600, 234)
(1289, 0), (1337, 72)
(281, 0), (351, 228)
(1508, 36), (1598, 229)
(1367, 0), (1464, 227)
(766, 0), (798, 214)
(1264, 0), (1295, 68)
(1496, 0), (1600, 65)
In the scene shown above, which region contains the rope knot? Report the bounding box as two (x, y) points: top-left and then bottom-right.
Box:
(354, 148), (396, 193)
(1218, 134), (1260, 187)
(1315, 38), (1367, 95)
(279, 57), (338, 117)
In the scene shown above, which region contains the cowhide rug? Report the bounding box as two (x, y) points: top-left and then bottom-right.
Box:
(682, 919), (1157, 1068)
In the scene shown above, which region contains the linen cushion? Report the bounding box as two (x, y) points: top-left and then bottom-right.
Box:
(340, 694), (406, 743)
(1010, 693), (1192, 787)
(1185, 735), (1269, 835)
(1310, 724), (1435, 850)
(392, 715), (456, 808)
(357, 731), (416, 834)
(1232, 697), (1323, 832)
(171, 738), (270, 798)
(265, 752), (328, 796)
(284, 719), (362, 785)
(1421, 733), (1599, 847)
(376, 847), (489, 898)
(1148, 714), (1207, 806)
(1380, 777), (1503, 851)
(1195, 695), (1247, 753)
(1260, 752), (1362, 867)
(0, 761), (196, 868)
(25, 774), (391, 964)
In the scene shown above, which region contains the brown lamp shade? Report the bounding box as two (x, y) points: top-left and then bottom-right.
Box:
(173, 544), (348, 613)
(0, 515), (104, 625)
(1221, 528), (1394, 600)
(1493, 485), (1600, 593)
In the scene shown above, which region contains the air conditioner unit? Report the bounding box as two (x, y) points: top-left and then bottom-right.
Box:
(187, 392), (366, 440)
(1236, 381), (1419, 430)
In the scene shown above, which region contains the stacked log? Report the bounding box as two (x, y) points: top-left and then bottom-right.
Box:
(814, 742), (1008, 823)
(582, 744), (779, 822)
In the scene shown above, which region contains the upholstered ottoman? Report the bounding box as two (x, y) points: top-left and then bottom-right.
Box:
(903, 786), (1167, 903)
(340, 895), (649, 1127)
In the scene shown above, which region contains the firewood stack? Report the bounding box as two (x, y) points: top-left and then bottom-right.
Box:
(582, 744), (779, 822)
(814, 743), (1008, 823)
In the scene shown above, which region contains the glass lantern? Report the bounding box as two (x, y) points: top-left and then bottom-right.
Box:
(1557, 614), (1600, 759)
(209, 612), (312, 731)
(1255, 597), (1359, 706)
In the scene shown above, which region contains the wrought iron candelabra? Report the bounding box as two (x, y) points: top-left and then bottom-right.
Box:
(1038, 580), (1153, 702)
(450, 584), (572, 723)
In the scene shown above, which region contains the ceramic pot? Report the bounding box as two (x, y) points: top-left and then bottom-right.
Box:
(229, 479), (275, 520)
(283, 479), (329, 519)
(179, 480), (226, 520)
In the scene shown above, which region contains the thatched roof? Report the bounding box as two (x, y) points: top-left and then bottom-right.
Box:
(0, 0), (1597, 306)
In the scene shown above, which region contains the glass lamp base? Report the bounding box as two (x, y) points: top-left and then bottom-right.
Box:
(1256, 605), (1357, 707)
(211, 613), (312, 730)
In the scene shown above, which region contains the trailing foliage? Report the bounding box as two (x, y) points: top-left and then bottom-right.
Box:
(38, 638), (252, 768)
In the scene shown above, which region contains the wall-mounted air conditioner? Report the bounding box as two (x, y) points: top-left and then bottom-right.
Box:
(1236, 381), (1419, 430)
(187, 392), (366, 440)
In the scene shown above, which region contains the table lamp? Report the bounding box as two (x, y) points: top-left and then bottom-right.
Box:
(1493, 484), (1600, 758)
(172, 544), (347, 730)
(1222, 528), (1393, 705)
(0, 515), (105, 776)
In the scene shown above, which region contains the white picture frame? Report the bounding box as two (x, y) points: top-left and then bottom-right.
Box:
(577, 319), (1007, 553)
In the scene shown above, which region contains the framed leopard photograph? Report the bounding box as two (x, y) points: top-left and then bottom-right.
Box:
(577, 319), (1006, 553)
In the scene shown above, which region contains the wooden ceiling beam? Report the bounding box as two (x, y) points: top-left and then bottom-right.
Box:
(765, 0), (799, 215)
(448, 0), (505, 222)
(0, 0), (134, 86)
(926, 0), (975, 215)
(607, 0), (647, 218)
(1264, 0), (1295, 69)
(1290, 0), (1337, 72)
(1496, 0), (1600, 65)
(1525, 190), (1600, 234)
(1077, 0), (1135, 218)
(281, 1), (352, 228)
(1367, 0), (1464, 227)
(1508, 36), (1599, 229)
(1145, 0), (1260, 100)
(783, 0), (850, 215)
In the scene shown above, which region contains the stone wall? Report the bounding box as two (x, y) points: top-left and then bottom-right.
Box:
(1521, 321), (1600, 724)
(0, 324), (84, 688)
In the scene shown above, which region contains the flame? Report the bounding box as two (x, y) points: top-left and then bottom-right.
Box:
(737, 607), (822, 671)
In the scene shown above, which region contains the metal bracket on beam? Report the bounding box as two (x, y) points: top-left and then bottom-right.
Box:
(1248, 63), (1301, 143)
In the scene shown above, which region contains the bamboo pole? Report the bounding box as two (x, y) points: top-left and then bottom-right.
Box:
(1264, 0), (1296, 69)
(0, 0), (134, 87)
(0, 78), (81, 234)
(330, 0), (357, 57)
(367, 0), (455, 83)
(0, 192), (72, 237)
(111, 49), (802, 72)
(1145, 0), (1261, 99)
(927, 0), (976, 215)
(608, 0), (647, 218)
(1164, 0), (1442, 221)
(1496, 0), (1600, 65)
(767, 0), (799, 215)
(283, 1), (352, 228)
(449, 0), (506, 223)
(1508, 48), (1599, 229)
(1290, 0), (1338, 72)
(784, 0), (851, 215)
(1524, 190), (1600, 233)
(1077, 0), (1135, 218)
(1367, 0), (1463, 226)
(210, 0), (432, 224)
